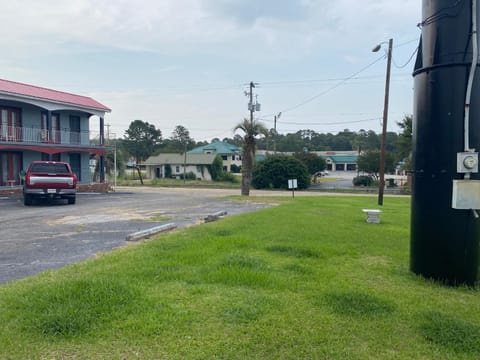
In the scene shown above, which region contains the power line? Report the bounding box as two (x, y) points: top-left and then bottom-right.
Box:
(259, 73), (409, 87)
(259, 40), (419, 119)
(276, 54), (386, 114)
(276, 117), (382, 126)
(393, 46), (419, 69)
(258, 116), (382, 126)
(417, 0), (465, 28)
(394, 38), (420, 48)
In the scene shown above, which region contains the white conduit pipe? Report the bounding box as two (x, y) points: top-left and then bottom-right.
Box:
(464, 0), (479, 152)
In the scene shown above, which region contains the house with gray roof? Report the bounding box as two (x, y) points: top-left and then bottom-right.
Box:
(145, 153), (217, 180)
(188, 140), (242, 172)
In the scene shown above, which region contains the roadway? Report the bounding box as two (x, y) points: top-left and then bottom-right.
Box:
(0, 187), (271, 284)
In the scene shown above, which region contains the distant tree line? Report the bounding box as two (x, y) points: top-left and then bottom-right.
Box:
(102, 115), (412, 180)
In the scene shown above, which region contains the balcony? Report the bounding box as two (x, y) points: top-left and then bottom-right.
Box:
(0, 126), (102, 148)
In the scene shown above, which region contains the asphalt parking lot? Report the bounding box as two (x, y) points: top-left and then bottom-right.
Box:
(0, 187), (271, 284)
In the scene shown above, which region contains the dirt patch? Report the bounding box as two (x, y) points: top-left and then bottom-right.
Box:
(49, 209), (143, 225)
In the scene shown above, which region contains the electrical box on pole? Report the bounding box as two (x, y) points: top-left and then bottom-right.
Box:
(411, 0), (480, 286)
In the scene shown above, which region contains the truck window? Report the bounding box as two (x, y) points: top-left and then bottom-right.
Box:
(31, 163), (69, 173)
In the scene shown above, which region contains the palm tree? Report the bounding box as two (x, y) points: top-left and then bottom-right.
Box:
(234, 118), (268, 196)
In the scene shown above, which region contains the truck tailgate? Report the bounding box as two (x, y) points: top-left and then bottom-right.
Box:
(28, 175), (75, 187)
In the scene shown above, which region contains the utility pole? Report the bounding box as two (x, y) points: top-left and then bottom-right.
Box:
(105, 123), (111, 142)
(249, 81), (255, 124)
(373, 38), (393, 206)
(245, 81), (260, 121)
(241, 82), (260, 197)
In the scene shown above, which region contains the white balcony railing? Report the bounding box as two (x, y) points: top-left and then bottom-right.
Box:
(0, 126), (101, 147)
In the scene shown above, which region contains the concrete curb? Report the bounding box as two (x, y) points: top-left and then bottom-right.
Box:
(204, 211), (227, 223)
(126, 223), (177, 241)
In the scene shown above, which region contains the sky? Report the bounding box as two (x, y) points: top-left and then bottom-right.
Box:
(0, 0), (421, 142)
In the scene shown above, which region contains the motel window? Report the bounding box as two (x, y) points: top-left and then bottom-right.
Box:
(0, 107), (21, 141)
(41, 112), (60, 143)
(41, 153), (60, 161)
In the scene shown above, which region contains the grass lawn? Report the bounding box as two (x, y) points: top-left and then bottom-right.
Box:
(115, 177), (241, 189)
(1, 196), (479, 359)
(312, 176), (342, 183)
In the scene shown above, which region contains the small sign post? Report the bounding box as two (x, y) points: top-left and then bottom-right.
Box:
(288, 179), (298, 198)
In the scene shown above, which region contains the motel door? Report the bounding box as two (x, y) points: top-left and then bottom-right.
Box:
(1, 108), (21, 141)
(69, 115), (80, 144)
(69, 153), (81, 181)
(0, 152), (22, 186)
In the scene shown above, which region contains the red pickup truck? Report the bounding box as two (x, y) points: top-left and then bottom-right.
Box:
(23, 161), (77, 206)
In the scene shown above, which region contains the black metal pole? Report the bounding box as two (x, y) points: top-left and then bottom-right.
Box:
(411, 0), (480, 286)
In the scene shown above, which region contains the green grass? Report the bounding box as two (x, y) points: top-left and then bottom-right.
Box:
(1, 196), (479, 359)
(312, 176), (342, 183)
(115, 177), (241, 189)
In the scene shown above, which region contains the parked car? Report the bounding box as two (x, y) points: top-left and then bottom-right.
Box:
(23, 161), (77, 205)
(314, 170), (329, 177)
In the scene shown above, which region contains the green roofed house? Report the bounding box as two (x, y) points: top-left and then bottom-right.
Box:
(188, 140), (242, 172)
(145, 153), (217, 180)
(316, 151), (359, 172)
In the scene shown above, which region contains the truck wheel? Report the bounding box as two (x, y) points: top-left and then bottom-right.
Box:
(24, 195), (32, 206)
(68, 196), (76, 205)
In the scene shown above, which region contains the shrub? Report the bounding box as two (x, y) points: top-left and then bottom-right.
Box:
(165, 164), (172, 178)
(230, 164), (241, 173)
(293, 152), (326, 175)
(180, 172), (197, 180)
(252, 155), (310, 190)
(387, 178), (397, 187)
(207, 155), (223, 181)
(353, 175), (374, 187)
(218, 172), (239, 183)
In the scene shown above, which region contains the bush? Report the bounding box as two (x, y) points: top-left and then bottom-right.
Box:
(387, 178), (397, 187)
(293, 152), (326, 175)
(218, 172), (239, 183)
(353, 176), (374, 187)
(252, 155), (310, 190)
(230, 164), (241, 173)
(180, 172), (197, 180)
(400, 182), (411, 194)
(207, 155), (223, 181)
(165, 164), (172, 178)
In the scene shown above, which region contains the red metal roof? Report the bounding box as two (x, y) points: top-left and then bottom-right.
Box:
(0, 143), (105, 156)
(0, 78), (111, 112)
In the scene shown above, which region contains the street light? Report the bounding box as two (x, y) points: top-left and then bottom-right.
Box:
(372, 38), (393, 206)
(273, 112), (281, 153)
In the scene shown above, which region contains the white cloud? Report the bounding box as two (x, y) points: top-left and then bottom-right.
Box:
(1, 1), (419, 56)
(2, 1), (421, 140)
